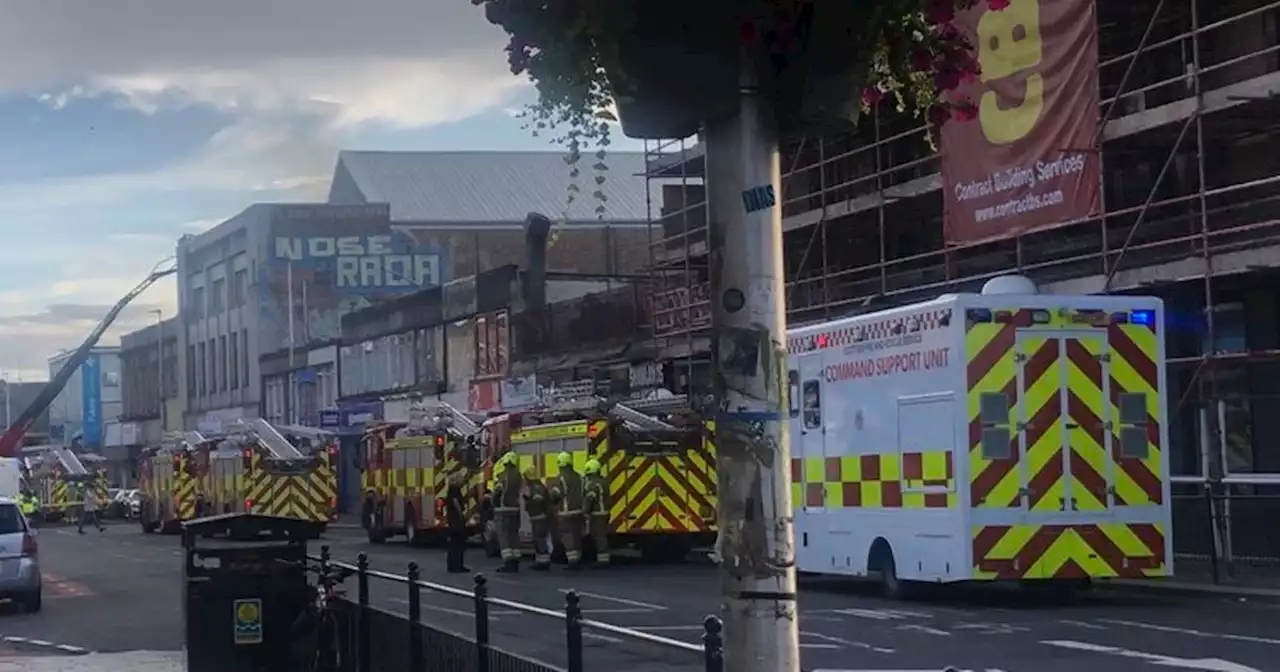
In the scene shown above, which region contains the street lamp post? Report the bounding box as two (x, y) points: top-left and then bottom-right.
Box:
(151, 310), (165, 432)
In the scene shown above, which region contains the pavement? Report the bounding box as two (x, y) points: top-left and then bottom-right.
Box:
(0, 520), (1278, 671)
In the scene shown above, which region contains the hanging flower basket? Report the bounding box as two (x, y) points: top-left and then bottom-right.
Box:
(475, 0), (1004, 206)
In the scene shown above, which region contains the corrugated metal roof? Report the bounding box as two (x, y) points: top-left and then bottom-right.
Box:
(332, 150), (660, 225)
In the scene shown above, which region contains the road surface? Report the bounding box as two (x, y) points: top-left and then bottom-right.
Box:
(323, 526), (1280, 672)
(2, 521), (1277, 672)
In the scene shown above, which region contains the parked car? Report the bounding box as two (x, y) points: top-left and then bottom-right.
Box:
(0, 498), (40, 612)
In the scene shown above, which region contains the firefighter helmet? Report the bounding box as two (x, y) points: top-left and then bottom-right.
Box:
(556, 452), (572, 468)
(583, 459), (601, 476)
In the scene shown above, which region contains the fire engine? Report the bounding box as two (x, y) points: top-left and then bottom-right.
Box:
(481, 387), (718, 563)
(25, 446), (107, 523)
(140, 419), (338, 535)
(788, 275), (1173, 597)
(359, 401), (487, 545)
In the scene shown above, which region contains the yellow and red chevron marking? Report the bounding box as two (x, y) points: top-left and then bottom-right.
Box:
(972, 523), (1167, 579)
(1064, 336), (1113, 511)
(606, 454), (712, 534)
(256, 474), (328, 521)
(966, 318), (1019, 508)
(1106, 322), (1164, 505)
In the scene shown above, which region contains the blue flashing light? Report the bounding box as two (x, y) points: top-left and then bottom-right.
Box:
(1132, 310), (1155, 327)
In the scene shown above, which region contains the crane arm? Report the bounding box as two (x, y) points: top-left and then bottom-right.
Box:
(0, 261), (177, 458)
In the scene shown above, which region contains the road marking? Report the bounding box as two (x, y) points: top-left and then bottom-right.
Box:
(1041, 639), (1262, 671)
(800, 643), (840, 649)
(897, 624), (951, 636)
(1095, 619), (1280, 646)
(804, 631), (895, 654)
(387, 598), (480, 620)
(630, 625), (705, 632)
(953, 623), (1027, 636)
(559, 589), (666, 611)
(28, 640), (50, 646)
(1058, 619), (1107, 630)
(583, 631), (623, 644)
(822, 608), (931, 621)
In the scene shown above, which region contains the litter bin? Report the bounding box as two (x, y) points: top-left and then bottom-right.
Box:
(182, 513), (313, 672)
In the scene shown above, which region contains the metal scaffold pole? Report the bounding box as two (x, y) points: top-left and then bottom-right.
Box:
(705, 50), (801, 672)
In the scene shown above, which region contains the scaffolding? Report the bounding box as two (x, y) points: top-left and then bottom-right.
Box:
(642, 0), (1280, 565)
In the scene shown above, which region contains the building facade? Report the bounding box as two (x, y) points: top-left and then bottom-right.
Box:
(46, 347), (121, 449)
(642, 0), (1280, 565)
(116, 316), (181, 445)
(176, 202), (438, 432)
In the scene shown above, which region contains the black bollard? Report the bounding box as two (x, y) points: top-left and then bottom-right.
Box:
(565, 590), (584, 672)
(356, 553), (371, 672)
(702, 615), (723, 672)
(319, 544), (331, 576)
(407, 562), (423, 672)
(474, 574), (490, 672)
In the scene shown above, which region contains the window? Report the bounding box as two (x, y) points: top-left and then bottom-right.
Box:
(197, 342), (206, 396)
(187, 345), (196, 398)
(802, 379), (822, 429)
(206, 339), (216, 393)
(190, 286), (205, 321)
(1118, 392), (1150, 459)
(231, 268), (248, 308)
(979, 392), (1012, 460)
(0, 504), (24, 534)
(210, 278), (226, 314)
(230, 335), (240, 389)
(241, 330), (250, 383)
(218, 336), (228, 392)
(788, 370), (800, 418)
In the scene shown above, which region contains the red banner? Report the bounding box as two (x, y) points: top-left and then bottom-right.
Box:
(940, 0), (1101, 244)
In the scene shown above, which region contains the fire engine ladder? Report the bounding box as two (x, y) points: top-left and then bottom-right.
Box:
(273, 425), (336, 454)
(608, 401), (680, 431)
(240, 418), (305, 459)
(51, 446), (89, 477)
(427, 401), (482, 435)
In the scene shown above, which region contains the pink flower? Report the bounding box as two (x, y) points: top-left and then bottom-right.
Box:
(988, 0), (1011, 10)
(861, 88), (886, 106)
(933, 68), (962, 91)
(925, 0), (956, 25)
(929, 104), (952, 127)
(952, 98), (979, 121)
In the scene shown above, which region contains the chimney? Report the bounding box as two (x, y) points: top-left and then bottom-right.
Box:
(523, 212), (552, 312)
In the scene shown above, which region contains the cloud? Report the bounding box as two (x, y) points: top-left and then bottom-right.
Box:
(0, 232), (179, 378)
(0, 0), (541, 379)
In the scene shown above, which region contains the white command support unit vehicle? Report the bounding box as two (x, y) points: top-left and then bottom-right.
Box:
(787, 275), (1173, 597)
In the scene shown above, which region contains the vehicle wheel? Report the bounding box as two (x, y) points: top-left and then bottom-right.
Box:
(404, 505), (419, 546)
(21, 589), (41, 613)
(366, 506), (387, 544)
(873, 544), (913, 600)
(483, 521), (500, 558)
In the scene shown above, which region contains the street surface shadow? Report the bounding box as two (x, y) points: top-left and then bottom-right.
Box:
(796, 573), (1181, 610)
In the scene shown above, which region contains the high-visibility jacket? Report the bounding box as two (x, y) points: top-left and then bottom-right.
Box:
(553, 469), (584, 515)
(524, 480), (551, 519)
(492, 466), (523, 512)
(583, 474), (608, 516)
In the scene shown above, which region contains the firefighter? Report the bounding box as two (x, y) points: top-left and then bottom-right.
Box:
(522, 468), (552, 570)
(17, 489), (38, 521)
(491, 453), (523, 573)
(582, 458), (610, 568)
(550, 451), (584, 570)
(444, 471), (470, 574)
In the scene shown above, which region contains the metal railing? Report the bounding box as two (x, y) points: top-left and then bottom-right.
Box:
(310, 548), (724, 672)
(1170, 484), (1280, 585)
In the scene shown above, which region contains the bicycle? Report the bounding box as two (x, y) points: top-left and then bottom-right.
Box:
(289, 557), (356, 672)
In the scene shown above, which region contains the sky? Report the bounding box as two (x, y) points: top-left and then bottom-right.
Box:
(0, 0), (646, 382)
